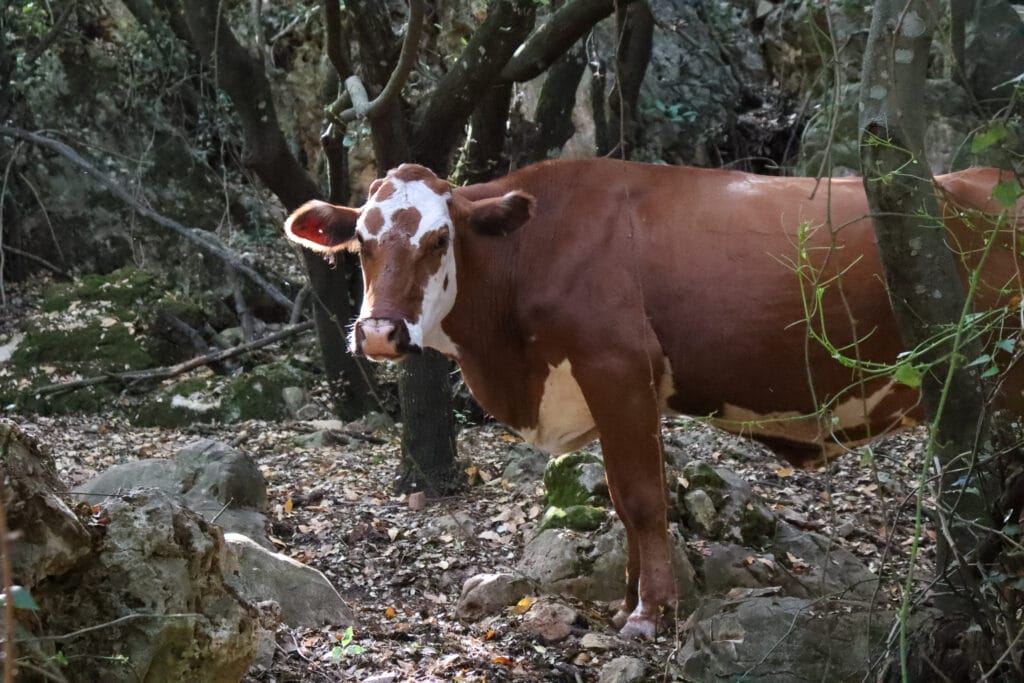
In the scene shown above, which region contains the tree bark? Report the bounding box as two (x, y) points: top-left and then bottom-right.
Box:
(860, 0), (997, 675)
(606, 1), (653, 159)
(463, 82), (514, 184)
(528, 42), (587, 163)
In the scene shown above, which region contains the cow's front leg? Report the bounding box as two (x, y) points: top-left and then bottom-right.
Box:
(574, 358), (676, 638)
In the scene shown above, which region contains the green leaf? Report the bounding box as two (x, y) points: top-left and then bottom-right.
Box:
(893, 363), (922, 388)
(329, 646), (344, 660)
(966, 353), (992, 368)
(1003, 523), (1021, 536)
(982, 365), (1000, 379)
(971, 124), (1009, 153)
(996, 338), (1016, 354)
(0, 585), (40, 611)
(345, 644), (365, 655)
(342, 625), (354, 647)
(992, 180), (1023, 209)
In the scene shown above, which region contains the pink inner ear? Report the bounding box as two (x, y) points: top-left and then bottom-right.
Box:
(288, 209), (333, 246)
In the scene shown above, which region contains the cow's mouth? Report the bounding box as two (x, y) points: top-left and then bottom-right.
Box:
(353, 318), (420, 361)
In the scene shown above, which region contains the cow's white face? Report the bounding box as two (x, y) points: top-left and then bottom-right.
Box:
(352, 165), (459, 359)
(283, 164), (536, 362)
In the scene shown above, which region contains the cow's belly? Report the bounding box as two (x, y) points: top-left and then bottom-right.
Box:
(517, 360), (598, 454)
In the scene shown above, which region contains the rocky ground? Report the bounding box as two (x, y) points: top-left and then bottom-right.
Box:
(7, 400), (934, 682)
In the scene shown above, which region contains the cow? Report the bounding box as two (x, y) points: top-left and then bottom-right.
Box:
(284, 158), (1023, 638)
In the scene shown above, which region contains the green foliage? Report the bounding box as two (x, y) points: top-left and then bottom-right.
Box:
(329, 626), (365, 659)
(993, 180), (1024, 209)
(1, 585), (39, 611)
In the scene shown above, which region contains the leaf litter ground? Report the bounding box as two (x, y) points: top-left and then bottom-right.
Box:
(10, 394), (935, 682)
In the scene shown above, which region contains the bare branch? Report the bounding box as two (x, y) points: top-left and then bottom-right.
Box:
(412, 0), (537, 169)
(501, 0), (635, 83)
(35, 321), (314, 397)
(339, 0), (425, 122)
(0, 126), (293, 311)
(323, 0), (353, 79)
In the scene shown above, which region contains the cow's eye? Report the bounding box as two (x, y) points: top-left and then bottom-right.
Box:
(433, 232), (449, 251)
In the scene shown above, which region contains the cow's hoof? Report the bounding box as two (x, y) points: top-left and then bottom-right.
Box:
(611, 608), (630, 629)
(619, 615), (656, 640)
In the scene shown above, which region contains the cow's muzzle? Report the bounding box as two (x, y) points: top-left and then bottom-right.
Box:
(353, 318), (419, 361)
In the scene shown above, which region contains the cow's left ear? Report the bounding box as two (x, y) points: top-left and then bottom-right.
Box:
(284, 200), (361, 253)
(468, 191), (535, 236)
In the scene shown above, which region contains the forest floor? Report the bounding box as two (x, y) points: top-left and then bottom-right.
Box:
(11, 400), (934, 682)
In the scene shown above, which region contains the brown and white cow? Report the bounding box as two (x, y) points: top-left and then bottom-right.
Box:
(284, 158), (1023, 638)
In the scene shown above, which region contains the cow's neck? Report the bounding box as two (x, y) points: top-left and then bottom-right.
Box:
(438, 227), (535, 428)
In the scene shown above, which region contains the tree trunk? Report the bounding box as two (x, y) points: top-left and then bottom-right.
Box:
(177, 0), (380, 421)
(528, 41), (587, 164)
(859, 0), (997, 675)
(606, 1), (653, 159)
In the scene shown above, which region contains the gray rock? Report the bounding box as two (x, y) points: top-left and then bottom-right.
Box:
(677, 596), (888, 681)
(962, 0), (1024, 106)
(675, 462), (776, 545)
(223, 532), (354, 628)
(544, 451), (610, 508)
(31, 490), (257, 682)
(579, 632), (617, 651)
(251, 600), (282, 671)
(598, 656), (646, 683)
(281, 386), (307, 418)
(363, 674), (398, 683)
(456, 573), (532, 622)
(4, 427), (90, 589)
(72, 439), (271, 547)
(700, 523), (878, 602)
(521, 599), (578, 641)
(518, 525), (697, 607)
(683, 489), (717, 535)
(502, 443), (550, 484)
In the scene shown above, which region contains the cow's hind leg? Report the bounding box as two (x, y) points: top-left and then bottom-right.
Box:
(573, 357), (676, 638)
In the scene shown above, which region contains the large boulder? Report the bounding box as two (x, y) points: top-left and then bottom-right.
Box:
(27, 489), (257, 682)
(677, 594), (888, 681)
(223, 532), (354, 628)
(72, 438), (271, 547)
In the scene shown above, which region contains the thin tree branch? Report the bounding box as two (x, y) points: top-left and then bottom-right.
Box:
(17, 613), (201, 643)
(0, 245), (69, 279)
(339, 0), (424, 123)
(35, 321), (314, 397)
(0, 126), (293, 311)
(500, 0), (634, 83)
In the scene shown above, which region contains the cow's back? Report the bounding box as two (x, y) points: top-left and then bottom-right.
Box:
(487, 160), (1022, 463)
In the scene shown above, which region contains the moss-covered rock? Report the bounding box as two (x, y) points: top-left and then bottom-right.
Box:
(41, 267), (159, 315)
(133, 378), (219, 428)
(220, 362), (311, 422)
(539, 505), (606, 532)
(543, 451), (608, 508)
(13, 322), (154, 369)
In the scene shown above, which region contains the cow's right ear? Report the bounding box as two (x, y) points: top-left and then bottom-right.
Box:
(468, 191), (535, 237)
(284, 200), (360, 253)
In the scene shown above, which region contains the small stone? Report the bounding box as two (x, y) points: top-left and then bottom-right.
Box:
(580, 632), (617, 650)
(408, 492), (426, 511)
(598, 656), (646, 683)
(521, 599), (577, 641)
(456, 573), (531, 622)
(281, 386), (306, 418)
(363, 674), (397, 683)
(684, 489), (718, 534)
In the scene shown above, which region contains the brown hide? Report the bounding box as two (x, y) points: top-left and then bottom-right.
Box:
(444, 161), (1022, 465)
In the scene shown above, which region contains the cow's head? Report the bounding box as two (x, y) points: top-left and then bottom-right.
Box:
(284, 164), (534, 361)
